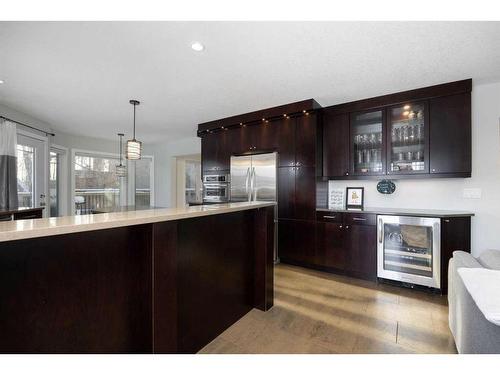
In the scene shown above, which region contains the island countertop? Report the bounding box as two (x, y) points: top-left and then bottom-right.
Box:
(0, 201), (275, 243)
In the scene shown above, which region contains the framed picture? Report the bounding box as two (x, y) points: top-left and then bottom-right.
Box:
(346, 187), (364, 210)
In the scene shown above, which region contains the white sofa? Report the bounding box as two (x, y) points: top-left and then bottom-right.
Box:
(448, 250), (500, 353)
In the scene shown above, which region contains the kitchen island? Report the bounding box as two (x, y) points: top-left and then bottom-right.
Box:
(0, 202), (275, 353)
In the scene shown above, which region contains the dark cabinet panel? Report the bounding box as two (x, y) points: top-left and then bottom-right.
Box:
(323, 112), (350, 177)
(344, 224), (377, 280)
(295, 113), (318, 167)
(201, 133), (219, 172)
(440, 217), (471, 293)
(315, 222), (346, 270)
(277, 167), (296, 220)
(255, 120), (280, 152)
(201, 131), (231, 172)
(429, 93), (471, 175)
(278, 219), (315, 265)
(277, 117), (296, 167)
(278, 220), (297, 262)
(294, 166), (316, 221)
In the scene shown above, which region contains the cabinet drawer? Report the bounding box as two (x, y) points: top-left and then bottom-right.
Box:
(344, 213), (376, 226)
(316, 211), (343, 223)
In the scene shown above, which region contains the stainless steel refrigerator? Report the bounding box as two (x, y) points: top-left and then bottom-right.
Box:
(230, 152), (278, 259)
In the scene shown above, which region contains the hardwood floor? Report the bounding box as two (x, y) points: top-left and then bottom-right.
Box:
(199, 264), (457, 354)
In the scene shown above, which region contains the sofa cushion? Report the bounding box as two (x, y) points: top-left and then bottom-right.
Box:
(458, 268), (500, 326)
(477, 250), (500, 270)
(452, 250), (483, 269)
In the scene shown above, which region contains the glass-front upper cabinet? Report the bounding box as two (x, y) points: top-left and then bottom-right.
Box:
(387, 102), (429, 174)
(350, 109), (385, 175)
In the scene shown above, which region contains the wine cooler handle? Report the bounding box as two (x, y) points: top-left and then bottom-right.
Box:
(378, 218), (383, 243)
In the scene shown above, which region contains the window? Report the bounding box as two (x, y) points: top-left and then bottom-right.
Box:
(135, 157), (153, 206)
(73, 152), (122, 214)
(16, 144), (34, 208)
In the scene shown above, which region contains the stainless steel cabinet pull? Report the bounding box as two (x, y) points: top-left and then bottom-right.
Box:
(352, 217), (366, 221)
(345, 225), (349, 229)
(323, 215), (336, 219)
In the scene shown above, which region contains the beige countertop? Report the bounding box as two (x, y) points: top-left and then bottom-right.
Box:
(0, 201), (275, 243)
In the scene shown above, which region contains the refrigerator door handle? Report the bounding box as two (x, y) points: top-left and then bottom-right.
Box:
(244, 167), (251, 201)
(250, 167), (256, 201)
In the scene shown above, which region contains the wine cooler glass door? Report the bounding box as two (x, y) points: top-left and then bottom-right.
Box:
(377, 215), (441, 289)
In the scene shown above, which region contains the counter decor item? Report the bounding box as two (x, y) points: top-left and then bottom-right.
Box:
(346, 187), (364, 210)
(377, 179), (396, 194)
(328, 188), (345, 210)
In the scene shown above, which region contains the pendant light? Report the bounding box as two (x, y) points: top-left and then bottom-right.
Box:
(126, 99), (142, 160)
(116, 133), (127, 177)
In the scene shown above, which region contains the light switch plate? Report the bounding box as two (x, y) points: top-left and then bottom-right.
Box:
(463, 188), (482, 199)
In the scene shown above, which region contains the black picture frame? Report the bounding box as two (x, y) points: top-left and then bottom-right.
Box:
(346, 187), (364, 210)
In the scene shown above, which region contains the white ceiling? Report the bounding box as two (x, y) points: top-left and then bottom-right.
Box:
(1, 21), (500, 143)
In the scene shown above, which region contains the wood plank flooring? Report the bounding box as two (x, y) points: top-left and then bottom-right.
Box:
(199, 264), (457, 354)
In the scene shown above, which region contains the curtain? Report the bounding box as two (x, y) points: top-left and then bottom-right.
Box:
(0, 119), (18, 210)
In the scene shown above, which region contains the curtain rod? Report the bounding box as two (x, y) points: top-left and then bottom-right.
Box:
(0, 115), (55, 137)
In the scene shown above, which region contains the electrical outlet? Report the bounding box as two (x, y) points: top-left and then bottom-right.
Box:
(463, 188), (482, 199)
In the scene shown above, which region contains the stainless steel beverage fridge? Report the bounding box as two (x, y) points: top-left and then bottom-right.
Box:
(377, 215), (441, 289)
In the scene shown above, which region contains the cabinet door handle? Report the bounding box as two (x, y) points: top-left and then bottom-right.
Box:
(345, 172), (349, 176)
(352, 217), (366, 221)
(339, 225), (343, 229)
(444, 219), (450, 223)
(378, 218), (383, 243)
(345, 225), (349, 229)
(323, 215), (336, 219)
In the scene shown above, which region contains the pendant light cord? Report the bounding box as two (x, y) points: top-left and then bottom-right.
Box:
(133, 103), (136, 139)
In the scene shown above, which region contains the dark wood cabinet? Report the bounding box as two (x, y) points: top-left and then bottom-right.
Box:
(349, 109), (386, 177)
(440, 216), (471, 293)
(294, 166), (316, 221)
(201, 130), (231, 172)
(278, 166), (316, 221)
(322, 111), (349, 177)
(278, 219), (316, 265)
(322, 79), (472, 179)
(315, 221), (346, 270)
(295, 113), (319, 168)
(277, 167), (296, 219)
(344, 223), (377, 280)
(276, 117), (296, 167)
(429, 93), (471, 175)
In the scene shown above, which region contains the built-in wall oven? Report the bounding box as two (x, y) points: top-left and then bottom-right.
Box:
(202, 174), (230, 203)
(377, 215), (441, 289)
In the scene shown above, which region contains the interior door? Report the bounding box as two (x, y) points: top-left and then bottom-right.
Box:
(16, 132), (48, 216)
(230, 155), (252, 201)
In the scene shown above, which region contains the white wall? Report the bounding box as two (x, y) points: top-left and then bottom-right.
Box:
(144, 136), (201, 208)
(329, 81), (500, 256)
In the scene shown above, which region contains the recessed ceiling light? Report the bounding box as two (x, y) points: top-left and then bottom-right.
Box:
(0, 79), (4, 84)
(191, 42), (204, 52)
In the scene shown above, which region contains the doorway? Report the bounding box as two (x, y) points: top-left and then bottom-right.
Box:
(16, 130), (48, 216)
(174, 154), (202, 207)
